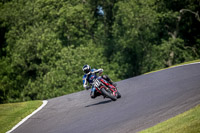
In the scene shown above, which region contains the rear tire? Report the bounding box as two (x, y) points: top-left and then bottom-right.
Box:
(101, 87), (117, 101)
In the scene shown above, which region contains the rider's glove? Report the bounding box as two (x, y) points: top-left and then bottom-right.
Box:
(100, 69), (103, 73)
(99, 69), (103, 75)
(86, 86), (90, 90)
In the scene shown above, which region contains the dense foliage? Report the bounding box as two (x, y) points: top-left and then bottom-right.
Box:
(0, 0), (199, 103)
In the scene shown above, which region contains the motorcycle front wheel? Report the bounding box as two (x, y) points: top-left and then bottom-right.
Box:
(117, 91), (121, 98)
(101, 87), (117, 101)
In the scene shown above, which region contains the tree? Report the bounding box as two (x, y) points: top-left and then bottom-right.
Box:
(112, 0), (159, 77)
(153, 0), (200, 66)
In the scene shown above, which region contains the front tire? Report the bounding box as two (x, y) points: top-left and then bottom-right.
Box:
(117, 91), (121, 98)
(101, 87), (117, 101)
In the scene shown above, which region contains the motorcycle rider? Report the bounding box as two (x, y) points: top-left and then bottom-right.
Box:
(82, 64), (116, 99)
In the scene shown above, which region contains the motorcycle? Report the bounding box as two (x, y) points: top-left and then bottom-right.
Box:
(92, 76), (121, 101)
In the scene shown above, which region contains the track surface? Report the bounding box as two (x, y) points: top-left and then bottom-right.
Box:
(12, 63), (200, 133)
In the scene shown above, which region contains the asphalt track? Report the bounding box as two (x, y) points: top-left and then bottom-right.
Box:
(12, 63), (200, 133)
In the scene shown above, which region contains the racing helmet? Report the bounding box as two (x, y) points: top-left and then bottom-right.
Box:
(82, 65), (91, 74)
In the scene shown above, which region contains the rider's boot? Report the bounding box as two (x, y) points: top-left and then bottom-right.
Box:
(102, 75), (117, 87)
(110, 81), (117, 87)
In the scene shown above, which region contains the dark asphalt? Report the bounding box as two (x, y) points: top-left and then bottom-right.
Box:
(12, 63), (200, 133)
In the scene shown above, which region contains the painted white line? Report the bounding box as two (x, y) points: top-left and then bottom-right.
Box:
(6, 100), (48, 133)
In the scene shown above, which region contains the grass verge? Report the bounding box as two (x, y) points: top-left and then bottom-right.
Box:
(0, 100), (42, 133)
(145, 59), (200, 75)
(139, 105), (200, 133)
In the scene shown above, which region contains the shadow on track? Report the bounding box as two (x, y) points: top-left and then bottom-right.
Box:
(85, 100), (112, 107)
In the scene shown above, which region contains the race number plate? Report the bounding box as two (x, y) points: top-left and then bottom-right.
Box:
(93, 79), (101, 88)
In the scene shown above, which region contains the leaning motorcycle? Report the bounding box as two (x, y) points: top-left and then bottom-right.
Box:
(92, 76), (121, 101)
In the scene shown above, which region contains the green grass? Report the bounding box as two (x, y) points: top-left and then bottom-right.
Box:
(0, 100), (42, 133)
(145, 59), (200, 75)
(139, 105), (200, 133)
